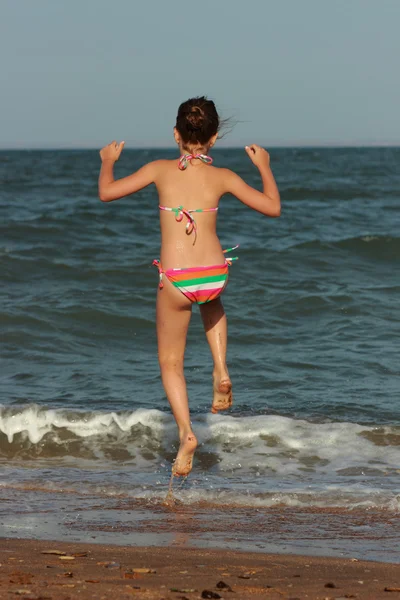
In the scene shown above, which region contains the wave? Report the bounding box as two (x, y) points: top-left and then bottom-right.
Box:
(284, 234), (400, 256)
(1, 480), (398, 512)
(281, 186), (382, 202)
(1, 405), (399, 476)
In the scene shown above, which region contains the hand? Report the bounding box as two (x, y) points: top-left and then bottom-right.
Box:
(100, 141), (125, 162)
(245, 144), (270, 170)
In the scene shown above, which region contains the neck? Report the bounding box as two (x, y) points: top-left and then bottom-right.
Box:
(180, 145), (209, 156)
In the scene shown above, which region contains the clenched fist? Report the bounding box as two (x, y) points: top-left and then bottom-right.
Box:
(100, 141), (125, 162)
(245, 145), (270, 170)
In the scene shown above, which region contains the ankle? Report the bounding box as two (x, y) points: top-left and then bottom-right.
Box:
(213, 368), (230, 381)
(178, 428), (196, 442)
(178, 425), (193, 437)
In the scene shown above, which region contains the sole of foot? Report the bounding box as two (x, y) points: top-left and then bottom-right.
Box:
(211, 378), (233, 414)
(172, 433), (198, 477)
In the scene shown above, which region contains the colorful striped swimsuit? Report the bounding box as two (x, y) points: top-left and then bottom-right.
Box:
(153, 153), (238, 304)
(153, 245), (238, 304)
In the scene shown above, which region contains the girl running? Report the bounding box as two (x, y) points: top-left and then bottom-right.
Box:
(98, 97), (280, 477)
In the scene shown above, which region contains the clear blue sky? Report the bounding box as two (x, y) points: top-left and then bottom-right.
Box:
(1, 0), (399, 148)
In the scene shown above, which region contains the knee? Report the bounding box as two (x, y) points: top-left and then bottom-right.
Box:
(158, 353), (184, 373)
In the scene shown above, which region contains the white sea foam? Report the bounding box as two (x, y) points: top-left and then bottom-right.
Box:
(0, 404), (167, 444)
(1, 402), (399, 512)
(1, 404), (399, 481)
(1, 478), (398, 511)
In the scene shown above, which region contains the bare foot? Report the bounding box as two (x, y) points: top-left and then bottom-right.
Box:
(172, 432), (198, 477)
(211, 375), (233, 414)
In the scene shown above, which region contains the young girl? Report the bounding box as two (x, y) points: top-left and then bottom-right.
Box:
(98, 97), (280, 478)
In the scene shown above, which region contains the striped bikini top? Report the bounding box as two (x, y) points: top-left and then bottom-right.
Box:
(159, 205), (218, 243)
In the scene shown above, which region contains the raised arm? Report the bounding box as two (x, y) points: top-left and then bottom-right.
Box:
(98, 141), (158, 202)
(224, 145), (281, 217)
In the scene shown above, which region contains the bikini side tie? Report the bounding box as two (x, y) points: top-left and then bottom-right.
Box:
(223, 244), (240, 265)
(152, 259), (164, 288)
(178, 153), (213, 170)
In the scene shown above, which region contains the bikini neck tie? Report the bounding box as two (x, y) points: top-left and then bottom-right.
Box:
(178, 153), (213, 170)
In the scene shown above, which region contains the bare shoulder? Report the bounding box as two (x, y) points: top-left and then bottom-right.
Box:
(152, 159), (172, 167)
(151, 158), (179, 173)
(215, 167), (235, 177)
(213, 166), (237, 179)
(146, 159), (170, 171)
(211, 167), (240, 194)
(142, 159), (173, 182)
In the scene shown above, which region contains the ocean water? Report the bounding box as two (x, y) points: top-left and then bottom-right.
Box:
(1, 148), (399, 559)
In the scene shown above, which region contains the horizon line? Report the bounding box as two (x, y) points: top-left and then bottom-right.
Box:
(1, 143), (400, 151)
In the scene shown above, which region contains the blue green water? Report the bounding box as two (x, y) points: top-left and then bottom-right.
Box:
(0, 148), (399, 559)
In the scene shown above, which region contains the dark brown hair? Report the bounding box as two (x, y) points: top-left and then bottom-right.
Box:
(176, 96), (220, 148)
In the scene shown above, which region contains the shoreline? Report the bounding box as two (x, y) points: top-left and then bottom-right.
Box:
(2, 487), (399, 564)
(1, 538), (400, 600)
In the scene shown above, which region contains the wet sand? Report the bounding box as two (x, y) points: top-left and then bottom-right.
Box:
(3, 487), (399, 563)
(1, 538), (399, 600)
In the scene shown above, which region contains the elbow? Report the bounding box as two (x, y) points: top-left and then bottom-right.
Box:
(272, 196), (281, 217)
(263, 195), (281, 217)
(98, 189), (109, 202)
(266, 202), (281, 218)
(274, 196), (281, 217)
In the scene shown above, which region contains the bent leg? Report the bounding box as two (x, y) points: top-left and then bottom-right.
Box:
(199, 298), (233, 413)
(157, 279), (197, 476)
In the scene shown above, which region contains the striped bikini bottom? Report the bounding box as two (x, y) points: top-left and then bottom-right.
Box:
(152, 246), (238, 305)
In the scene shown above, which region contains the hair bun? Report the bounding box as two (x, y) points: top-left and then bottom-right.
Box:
(176, 96), (220, 145)
(186, 106), (204, 131)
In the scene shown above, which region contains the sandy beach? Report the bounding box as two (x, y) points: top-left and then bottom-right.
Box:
(1, 538), (399, 600)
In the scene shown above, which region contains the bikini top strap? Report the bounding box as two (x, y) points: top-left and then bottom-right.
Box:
(189, 207), (218, 213)
(158, 205), (218, 214)
(178, 153), (213, 170)
(158, 204), (219, 246)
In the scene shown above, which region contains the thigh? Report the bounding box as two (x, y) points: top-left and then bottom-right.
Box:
(156, 277), (193, 361)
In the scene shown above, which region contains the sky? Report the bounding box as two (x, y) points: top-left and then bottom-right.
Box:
(1, 0), (399, 148)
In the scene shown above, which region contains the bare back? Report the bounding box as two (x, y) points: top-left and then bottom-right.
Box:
(155, 158), (227, 269)
(99, 144), (281, 269)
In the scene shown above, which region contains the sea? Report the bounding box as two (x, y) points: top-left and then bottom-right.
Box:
(1, 147), (399, 562)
